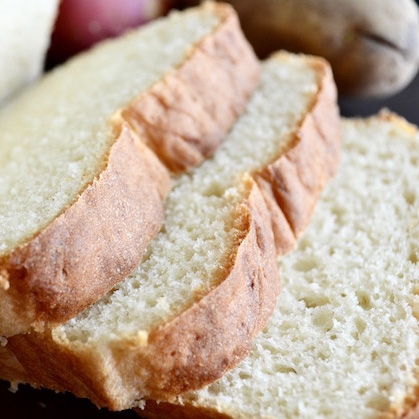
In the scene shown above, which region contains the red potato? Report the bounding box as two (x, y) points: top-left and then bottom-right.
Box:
(48, 0), (174, 65)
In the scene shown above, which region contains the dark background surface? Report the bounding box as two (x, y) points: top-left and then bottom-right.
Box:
(0, 380), (139, 418)
(340, 70), (419, 125)
(339, 0), (419, 126)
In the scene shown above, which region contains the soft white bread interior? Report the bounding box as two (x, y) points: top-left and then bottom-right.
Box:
(0, 0), (59, 104)
(142, 112), (419, 419)
(0, 51), (340, 410)
(0, 53), (340, 409)
(0, 2), (260, 336)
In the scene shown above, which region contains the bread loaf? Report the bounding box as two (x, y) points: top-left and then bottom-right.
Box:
(141, 112), (419, 419)
(0, 0), (59, 104)
(0, 2), (260, 336)
(0, 51), (340, 410)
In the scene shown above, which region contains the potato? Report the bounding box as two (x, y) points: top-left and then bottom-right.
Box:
(180, 0), (419, 98)
(48, 0), (174, 65)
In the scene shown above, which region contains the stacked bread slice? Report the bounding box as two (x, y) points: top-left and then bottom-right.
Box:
(141, 113), (419, 419)
(0, 2), (260, 337)
(0, 46), (340, 411)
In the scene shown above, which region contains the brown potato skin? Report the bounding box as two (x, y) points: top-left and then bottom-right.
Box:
(181, 0), (419, 98)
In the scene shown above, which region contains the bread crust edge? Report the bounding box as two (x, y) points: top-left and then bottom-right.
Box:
(0, 2), (260, 337)
(1, 53), (340, 410)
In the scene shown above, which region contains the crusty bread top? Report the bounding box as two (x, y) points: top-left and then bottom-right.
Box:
(0, 0), (59, 104)
(143, 112), (419, 419)
(0, 51), (340, 410)
(0, 2), (260, 336)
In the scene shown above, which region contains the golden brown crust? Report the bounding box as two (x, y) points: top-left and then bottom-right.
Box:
(254, 55), (341, 255)
(4, 178), (279, 410)
(142, 111), (417, 419)
(0, 2), (260, 337)
(387, 381), (419, 418)
(0, 341), (29, 385)
(0, 125), (170, 337)
(400, 401), (419, 419)
(127, 177), (280, 401)
(0, 53), (340, 410)
(123, 3), (260, 173)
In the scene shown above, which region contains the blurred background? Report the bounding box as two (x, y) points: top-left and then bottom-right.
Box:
(342, 0), (417, 124)
(44, 0), (419, 125)
(340, 72), (419, 125)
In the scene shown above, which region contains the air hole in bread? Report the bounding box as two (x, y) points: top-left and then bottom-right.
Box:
(356, 290), (373, 310)
(301, 294), (329, 308)
(293, 256), (319, 272)
(274, 364), (297, 374)
(330, 204), (347, 223)
(355, 317), (367, 335)
(366, 394), (390, 412)
(408, 291), (419, 321)
(238, 371), (252, 380)
(409, 249), (419, 264)
(311, 307), (334, 332)
(404, 189), (416, 206)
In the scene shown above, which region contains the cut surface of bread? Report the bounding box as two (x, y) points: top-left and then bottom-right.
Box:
(0, 51), (340, 410)
(142, 112), (419, 419)
(0, 0), (59, 104)
(0, 2), (259, 336)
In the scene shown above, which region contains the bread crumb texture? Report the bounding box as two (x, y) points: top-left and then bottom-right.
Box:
(0, 8), (218, 255)
(58, 56), (319, 344)
(0, 51), (339, 408)
(175, 115), (419, 419)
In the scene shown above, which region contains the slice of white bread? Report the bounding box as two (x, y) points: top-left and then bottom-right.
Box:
(0, 0), (59, 104)
(141, 112), (419, 419)
(0, 2), (260, 337)
(0, 51), (340, 410)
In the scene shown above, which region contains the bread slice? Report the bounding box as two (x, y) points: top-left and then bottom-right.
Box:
(0, 0), (59, 104)
(142, 112), (419, 419)
(0, 51), (340, 410)
(0, 2), (260, 337)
